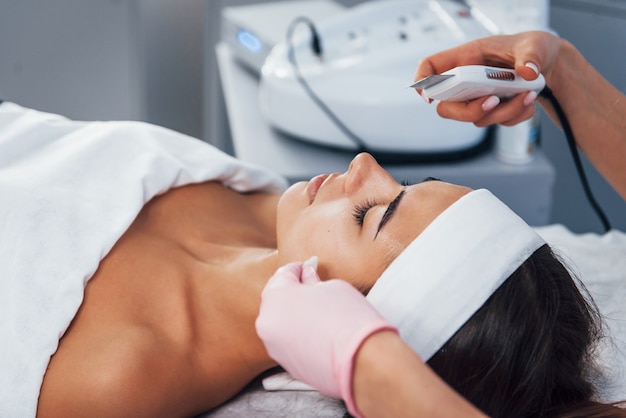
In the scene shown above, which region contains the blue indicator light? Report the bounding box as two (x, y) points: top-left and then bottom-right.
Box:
(237, 29), (262, 54)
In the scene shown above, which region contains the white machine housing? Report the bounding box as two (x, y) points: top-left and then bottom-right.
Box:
(222, 0), (345, 74)
(259, 0), (495, 155)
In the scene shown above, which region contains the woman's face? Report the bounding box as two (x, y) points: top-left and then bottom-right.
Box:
(276, 153), (471, 291)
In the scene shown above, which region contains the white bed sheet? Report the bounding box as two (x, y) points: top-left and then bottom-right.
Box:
(203, 377), (345, 418)
(534, 224), (626, 403)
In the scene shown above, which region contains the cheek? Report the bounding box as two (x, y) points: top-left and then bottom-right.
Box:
(277, 198), (401, 287)
(277, 200), (353, 274)
(277, 223), (319, 264)
(333, 232), (404, 292)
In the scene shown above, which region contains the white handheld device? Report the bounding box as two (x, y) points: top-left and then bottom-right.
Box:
(411, 65), (545, 102)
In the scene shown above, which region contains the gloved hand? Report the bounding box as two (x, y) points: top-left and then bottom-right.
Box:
(256, 260), (397, 417)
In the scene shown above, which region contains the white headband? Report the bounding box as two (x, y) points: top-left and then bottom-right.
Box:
(366, 189), (545, 360)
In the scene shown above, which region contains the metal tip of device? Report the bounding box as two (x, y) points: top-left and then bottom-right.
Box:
(410, 74), (455, 90)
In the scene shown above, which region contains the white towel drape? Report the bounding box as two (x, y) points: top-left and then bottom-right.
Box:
(0, 102), (287, 418)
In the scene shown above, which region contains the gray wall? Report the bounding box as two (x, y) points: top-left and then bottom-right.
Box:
(0, 0), (205, 139)
(0, 1), (144, 121)
(138, 0), (205, 138)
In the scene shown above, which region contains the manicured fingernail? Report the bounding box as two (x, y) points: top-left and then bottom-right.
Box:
(482, 95), (500, 111)
(525, 62), (539, 75)
(523, 90), (538, 106)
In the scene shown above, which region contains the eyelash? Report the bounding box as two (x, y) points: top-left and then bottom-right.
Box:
(352, 199), (378, 226)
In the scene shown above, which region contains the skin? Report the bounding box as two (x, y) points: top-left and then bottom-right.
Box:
(37, 152), (469, 418)
(353, 330), (487, 418)
(277, 153), (470, 291)
(415, 31), (626, 200)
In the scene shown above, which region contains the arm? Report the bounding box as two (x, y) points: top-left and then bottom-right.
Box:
(353, 330), (487, 418)
(256, 262), (486, 418)
(544, 37), (626, 200)
(415, 31), (626, 200)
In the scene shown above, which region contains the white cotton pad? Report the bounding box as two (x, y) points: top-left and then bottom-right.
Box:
(303, 256), (318, 272)
(262, 372), (316, 392)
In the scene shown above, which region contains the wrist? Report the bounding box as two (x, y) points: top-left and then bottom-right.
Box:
(341, 325), (398, 417)
(545, 37), (585, 106)
(352, 331), (488, 418)
(352, 330), (416, 417)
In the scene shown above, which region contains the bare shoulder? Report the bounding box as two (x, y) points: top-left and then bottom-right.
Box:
(36, 181), (279, 417)
(37, 325), (197, 418)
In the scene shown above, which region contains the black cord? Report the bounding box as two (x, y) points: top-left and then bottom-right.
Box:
(286, 17), (367, 151)
(539, 86), (611, 232)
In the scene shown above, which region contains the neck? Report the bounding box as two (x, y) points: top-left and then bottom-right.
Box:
(191, 246), (281, 373)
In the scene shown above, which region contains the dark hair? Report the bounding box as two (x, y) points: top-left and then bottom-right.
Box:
(427, 244), (626, 418)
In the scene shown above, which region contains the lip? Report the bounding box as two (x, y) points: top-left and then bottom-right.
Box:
(307, 174), (329, 204)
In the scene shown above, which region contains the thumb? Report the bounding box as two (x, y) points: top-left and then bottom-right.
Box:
(515, 58), (541, 81)
(511, 35), (543, 81)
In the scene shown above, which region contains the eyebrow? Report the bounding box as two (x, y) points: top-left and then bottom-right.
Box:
(374, 187), (406, 240)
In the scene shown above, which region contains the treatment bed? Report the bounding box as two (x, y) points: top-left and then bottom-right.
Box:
(0, 102), (624, 417)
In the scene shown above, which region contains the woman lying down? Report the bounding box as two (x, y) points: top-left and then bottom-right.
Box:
(0, 101), (624, 418)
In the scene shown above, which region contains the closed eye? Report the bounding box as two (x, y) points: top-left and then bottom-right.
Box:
(352, 199), (378, 226)
(401, 177), (441, 186)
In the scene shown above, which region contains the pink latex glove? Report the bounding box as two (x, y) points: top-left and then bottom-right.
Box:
(256, 261), (397, 417)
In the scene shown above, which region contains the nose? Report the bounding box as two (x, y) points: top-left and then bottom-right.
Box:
(345, 152), (388, 194)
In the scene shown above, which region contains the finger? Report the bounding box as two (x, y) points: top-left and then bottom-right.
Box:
(414, 52), (463, 84)
(413, 59), (439, 104)
(516, 61), (541, 81)
(473, 93), (535, 127)
(415, 42), (480, 81)
(498, 106), (537, 127)
(511, 34), (546, 81)
(435, 100), (488, 123)
(414, 57), (439, 82)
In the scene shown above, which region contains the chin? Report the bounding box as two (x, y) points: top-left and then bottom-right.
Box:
(278, 181), (305, 206)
